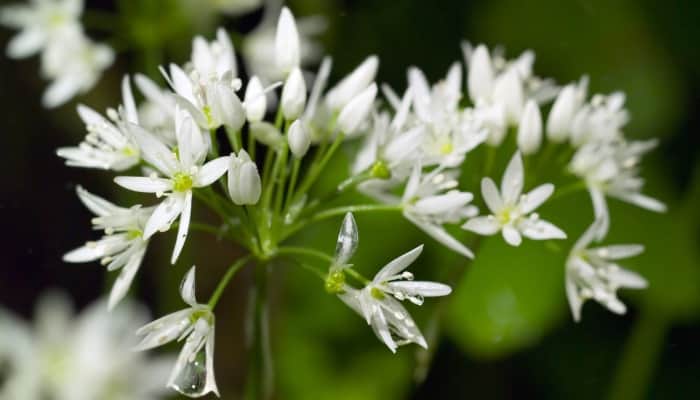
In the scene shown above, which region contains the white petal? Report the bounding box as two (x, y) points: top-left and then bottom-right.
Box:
(335, 212), (358, 265)
(325, 55), (379, 111)
(75, 185), (120, 216)
(462, 216), (500, 235)
(413, 192), (473, 215)
(589, 186), (610, 240)
(411, 220), (474, 258)
(611, 192), (667, 213)
(114, 176), (173, 193)
(180, 265), (197, 306)
(468, 44), (494, 102)
(518, 218), (567, 240)
(168, 64), (196, 103)
(171, 191), (192, 264)
(481, 178), (503, 213)
(43, 76), (81, 108)
(63, 243), (105, 263)
(128, 123), (178, 175)
(501, 152), (524, 204)
(275, 7), (301, 75)
(121, 75), (138, 124)
(207, 81), (245, 131)
(134, 309), (193, 351)
(108, 246), (146, 310)
(573, 219), (604, 252)
(517, 100), (542, 155)
(7, 28), (44, 58)
(609, 268), (648, 289)
(520, 183), (554, 214)
(338, 83), (377, 134)
(590, 244), (644, 260)
(565, 276), (583, 322)
(388, 281), (451, 297)
(502, 224), (522, 246)
(281, 67), (307, 120)
(144, 195), (185, 238)
(195, 157), (229, 187)
(375, 245), (424, 282)
(372, 307), (397, 353)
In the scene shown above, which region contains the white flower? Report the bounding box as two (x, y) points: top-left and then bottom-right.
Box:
(133, 73), (178, 137)
(288, 119), (310, 158)
(243, 75), (267, 122)
(280, 66), (306, 120)
(275, 6), (300, 75)
(517, 100), (543, 155)
(337, 82), (377, 135)
(40, 29), (114, 107)
(566, 220), (648, 321)
(325, 55), (379, 111)
(339, 245), (451, 353)
(407, 65), (488, 167)
(135, 267), (219, 398)
(0, 292), (173, 400)
(467, 44), (494, 104)
(0, 0), (83, 59)
(189, 27), (236, 82)
(62, 186), (152, 309)
(570, 92), (628, 146)
(463, 152), (566, 246)
(546, 77), (588, 142)
(570, 139), (666, 239)
(228, 149), (261, 205)
(57, 76), (140, 171)
(401, 165), (477, 258)
(115, 108), (229, 263)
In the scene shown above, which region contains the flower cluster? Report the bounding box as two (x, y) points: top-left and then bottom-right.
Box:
(0, 0), (114, 107)
(38, 4), (665, 398)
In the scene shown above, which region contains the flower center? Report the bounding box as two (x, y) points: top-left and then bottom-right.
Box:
(173, 173), (193, 192)
(439, 141), (454, 155)
(126, 229), (143, 240)
(370, 287), (385, 300)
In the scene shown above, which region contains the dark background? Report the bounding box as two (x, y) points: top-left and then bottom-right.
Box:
(1, 0), (699, 398)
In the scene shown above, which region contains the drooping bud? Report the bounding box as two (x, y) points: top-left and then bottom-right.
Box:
(275, 7), (300, 76)
(243, 76), (266, 122)
(517, 100), (543, 155)
(492, 68), (524, 124)
(287, 119), (310, 158)
(337, 83), (377, 135)
(547, 83), (579, 142)
(467, 44), (494, 103)
(281, 67), (306, 120)
(325, 55), (378, 111)
(228, 150), (261, 205)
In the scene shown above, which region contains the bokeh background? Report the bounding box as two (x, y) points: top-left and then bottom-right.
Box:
(1, 0), (699, 398)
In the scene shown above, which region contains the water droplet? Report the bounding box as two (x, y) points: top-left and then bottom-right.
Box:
(170, 347), (212, 397)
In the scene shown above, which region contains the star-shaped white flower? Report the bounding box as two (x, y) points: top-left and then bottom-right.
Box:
(463, 152), (566, 246)
(566, 220), (648, 321)
(57, 76), (140, 171)
(114, 108), (229, 264)
(135, 267), (219, 398)
(339, 245), (451, 353)
(63, 186), (152, 309)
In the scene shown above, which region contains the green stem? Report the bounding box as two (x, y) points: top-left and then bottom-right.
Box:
(549, 180), (587, 202)
(607, 312), (668, 400)
(208, 255), (253, 308)
(283, 204), (402, 240)
(275, 246), (334, 263)
(284, 158), (301, 211)
(226, 127), (242, 153)
(209, 129), (220, 157)
(292, 133), (345, 204)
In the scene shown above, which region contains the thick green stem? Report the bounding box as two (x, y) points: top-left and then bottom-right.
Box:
(226, 127), (242, 153)
(607, 312), (668, 400)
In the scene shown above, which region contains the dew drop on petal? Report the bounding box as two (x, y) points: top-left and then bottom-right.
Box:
(170, 347), (210, 398)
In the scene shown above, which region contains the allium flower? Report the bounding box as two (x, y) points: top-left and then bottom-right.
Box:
(339, 245), (451, 353)
(275, 6), (300, 75)
(407, 64), (487, 166)
(325, 55), (379, 112)
(287, 119), (310, 158)
(40, 29), (114, 107)
(63, 186), (152, 309)
(0, 0), (83, 59)
(401, 165), (477, 258)
(135, 267), (219, 398)
(57, 76), (140, 171)
(228, 149), (262, 205)
(337, 82), (377, 136)
(243, 75), (267, 122)
(566, 220), (648, 321)
(115, 108), (229, 263)
(570, 92), (629, 146)
(280, 66), (306, 120)
(570, 139), (666, 238)
(463, 152), (566, 246)
(0, 292), (173, 400)
(546, 77), (588, 142)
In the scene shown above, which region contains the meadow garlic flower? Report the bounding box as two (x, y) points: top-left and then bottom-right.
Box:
(337, 82), (378, 135)
(325, 55), (379, 112)
(339, 245), (451, 353)
(0, 0), (83, 59)
(57, 76), (140, 171)
(463, 152), (566, 246)
(115, 108), (229, 263)
(566, 220), (648, 321)
(63, 186), (152, 309)
(135, 267), (219, 398)
(288, 119), (310, 158)
(228, 149), (262, 205)
(133, 73), (178, 138)
(401, 165), (477, 258)
(407, 65), (488, 166)
(570, 92), (629, 146)
(275, 6), (300, 75)
(243, 75), (267, 122)
(517, 100), (543, 155)
(546, 77), (588, 142)
(40, 29), (114, 107)
(280, 66), (307, 120)
(0, 293), (173, 400)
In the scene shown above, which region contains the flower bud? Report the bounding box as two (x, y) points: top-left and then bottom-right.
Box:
(205, 81), (245, 131)
(288, 119), (310, 158)
(517, 100), (542, 155)
(228, 150), (261, 205)
(325, 55), (378, 111)
(250, 121), (285, 149)
(467, 44), (494, 103)
(492, 68), (524, 124)
(337, 83), (377, 135)
(244, 76), (266, 122)
(547, 84), (578, 142)
(281, 67), (306, 120)
(275, 7), (300, 76)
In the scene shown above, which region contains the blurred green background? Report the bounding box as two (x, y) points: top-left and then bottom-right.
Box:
(1, 0), (699, 399)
